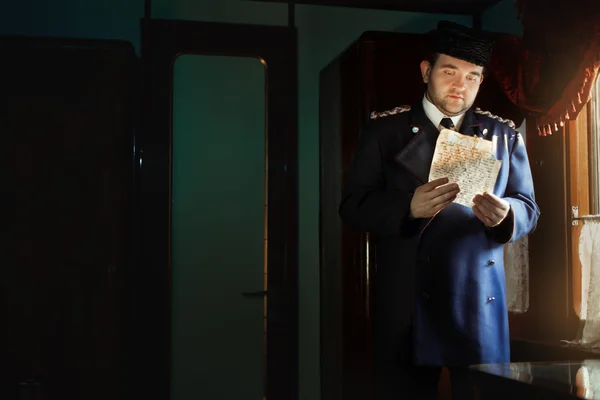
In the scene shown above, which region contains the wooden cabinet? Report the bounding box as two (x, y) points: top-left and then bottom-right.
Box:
(0, 37), (136, 400)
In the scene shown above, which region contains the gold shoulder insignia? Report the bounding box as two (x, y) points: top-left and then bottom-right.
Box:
(474, 107), (516, 129)
(370, 105), (411, 120)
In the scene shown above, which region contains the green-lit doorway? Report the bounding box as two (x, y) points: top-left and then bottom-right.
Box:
(171, 54), (266, 400)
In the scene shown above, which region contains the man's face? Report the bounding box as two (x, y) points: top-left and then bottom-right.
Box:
(420, 53), (484, 117)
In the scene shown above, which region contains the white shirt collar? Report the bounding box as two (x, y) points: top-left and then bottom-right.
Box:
(422, 95), (465, 131)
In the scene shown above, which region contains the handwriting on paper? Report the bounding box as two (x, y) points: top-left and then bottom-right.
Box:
(428, 129), (502, 208)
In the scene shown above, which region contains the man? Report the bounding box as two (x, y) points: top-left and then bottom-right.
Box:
(339, 21), (540, 399)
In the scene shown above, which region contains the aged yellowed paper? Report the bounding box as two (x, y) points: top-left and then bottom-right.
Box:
(428, 129), (502, 207)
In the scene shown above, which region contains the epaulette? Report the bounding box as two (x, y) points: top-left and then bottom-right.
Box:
(370, 105), (411, 120)
(473, 107), (516, 129)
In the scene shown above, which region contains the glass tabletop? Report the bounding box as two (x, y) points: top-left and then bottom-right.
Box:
(470, 360), (600, 399)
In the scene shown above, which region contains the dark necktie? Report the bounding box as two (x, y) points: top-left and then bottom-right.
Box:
(440, 117), (455, 130)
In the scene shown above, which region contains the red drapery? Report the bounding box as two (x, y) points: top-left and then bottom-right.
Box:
(488, 0), (600, 136)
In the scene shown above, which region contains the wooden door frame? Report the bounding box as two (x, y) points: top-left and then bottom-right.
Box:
(134, 18), (298, 400)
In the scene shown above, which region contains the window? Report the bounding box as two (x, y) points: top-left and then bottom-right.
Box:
(569, 73), (600, 330)
(590, 76), (600, 215)
(507, 74), (600, 342)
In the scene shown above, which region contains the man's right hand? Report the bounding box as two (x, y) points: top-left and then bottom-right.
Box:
(409, 177), (460, 219)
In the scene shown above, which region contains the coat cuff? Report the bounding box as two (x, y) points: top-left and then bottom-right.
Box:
(486, 206), (514, 244)
(399, 193), (428, 236)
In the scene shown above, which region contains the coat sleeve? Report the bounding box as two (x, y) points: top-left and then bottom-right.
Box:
(338, 123), (424, 237)
(488, 131), (541, 244)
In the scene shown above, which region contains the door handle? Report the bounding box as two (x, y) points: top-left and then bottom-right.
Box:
(241, 290), (268, 297)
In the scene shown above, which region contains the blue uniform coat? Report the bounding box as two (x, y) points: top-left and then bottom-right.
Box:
(339, 102), (540, 368)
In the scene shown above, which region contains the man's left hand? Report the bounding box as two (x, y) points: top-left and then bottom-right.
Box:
(472, 192), (510, 228)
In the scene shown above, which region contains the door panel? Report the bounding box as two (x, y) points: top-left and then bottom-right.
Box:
(171, 54), (266, 399)
(137, 19), (298, 400)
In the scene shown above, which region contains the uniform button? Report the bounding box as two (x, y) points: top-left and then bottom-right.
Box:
(421, 292), (431, 300)
(487, 297), (496, 303)
(487, 260), (495, 266)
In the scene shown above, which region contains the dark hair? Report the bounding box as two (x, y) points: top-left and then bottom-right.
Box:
(427, 52), (441, 68)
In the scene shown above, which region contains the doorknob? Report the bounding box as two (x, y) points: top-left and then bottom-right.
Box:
(241, 290), (268, 297)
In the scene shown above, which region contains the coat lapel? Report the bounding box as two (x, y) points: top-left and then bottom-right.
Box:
(460, 109), (487, 140)
(394, 102), (440, 184)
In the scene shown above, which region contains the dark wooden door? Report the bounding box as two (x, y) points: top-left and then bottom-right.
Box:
(133, 19), (298, 400)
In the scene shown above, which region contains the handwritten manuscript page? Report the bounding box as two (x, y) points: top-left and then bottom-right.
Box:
(428, 129), (502, 208)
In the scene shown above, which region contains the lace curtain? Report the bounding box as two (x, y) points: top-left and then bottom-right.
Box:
(504, 236), (529, 313)
(563, 216), (600, 347)
(577, 361), (600, 398)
